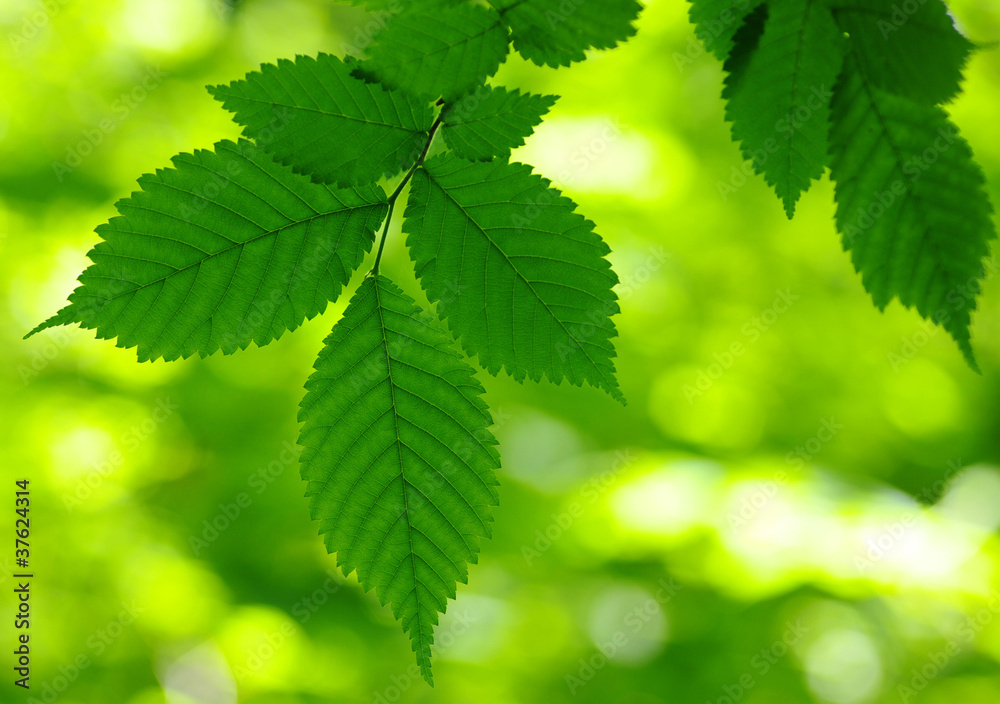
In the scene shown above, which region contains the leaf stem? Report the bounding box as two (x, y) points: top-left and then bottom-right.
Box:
(372, 113), (444, 276)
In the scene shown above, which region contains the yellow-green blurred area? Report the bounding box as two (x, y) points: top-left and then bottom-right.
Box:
(3, 0), (1000, 702)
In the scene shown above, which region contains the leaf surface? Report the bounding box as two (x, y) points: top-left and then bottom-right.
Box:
(721, 2), (768, 93)
(688, 0), (766, 60)
(365, 3), (510, 100)
(830, 0), (974, 104)
(209, 54), (434, 186)
(442, 86), (557, 161)
(487, 0), (641, 67)
(404, 154), (624, 402)
(27, 140), (387, 361)
(828, 54), (996, 369)
(723, 0), (846, 217)
(298, 274), (500, 684)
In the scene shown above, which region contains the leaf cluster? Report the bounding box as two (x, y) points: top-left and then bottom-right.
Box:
(689, 0), (996, 367)
(28, 0), (642, 682)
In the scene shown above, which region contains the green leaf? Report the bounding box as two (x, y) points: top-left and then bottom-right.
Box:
(404, 154), (624, 402)
(688, 0), (766, 60)
(298, 274), (500, 684)
(829, 0), (974, 104)
(487, 0), (641, 68)
(720, 2), (768, 94)
(441, 85), (557, 161)
(26, 139), (388, 361)
(828, 54), (996, 370)
(723, 0), (846, 217)
(208, 53), (435, 186)
(364, 3), (510, 101)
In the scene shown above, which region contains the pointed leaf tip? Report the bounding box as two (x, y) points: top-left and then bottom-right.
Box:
(829, 56), (995, 370)
(34, 140), (387, 361)
(298, 275), (500, 679)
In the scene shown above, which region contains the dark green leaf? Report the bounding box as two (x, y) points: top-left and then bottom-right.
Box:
(829, 54), (996, 369)
(723, 0), (846, 217)
(442, 85), (557, 161)
(721, 2), (768, 93)
(688, 0), (766, 60)
(830, 0), (974, 104)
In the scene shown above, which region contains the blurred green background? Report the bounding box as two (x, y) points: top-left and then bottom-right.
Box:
(3, 0), (1000, 702)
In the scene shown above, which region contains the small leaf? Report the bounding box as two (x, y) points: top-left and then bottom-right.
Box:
(404, 154), (624, 402)
(723, 0), (846, 217)
(27, 140), (387, 361)
(487, 0), (642, 68)
(364, 3), (510, 100)
(688, 0), (766, 61)
(209, 53), (434, 186)
(829, 54), (996, 369)
(298, 274), (500, 684)
(442, 85), (557, 161)
(830, 0), (974, 104)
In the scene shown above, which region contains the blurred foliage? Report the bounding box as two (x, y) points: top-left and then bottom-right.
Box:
(3, 0), (1000, 702)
